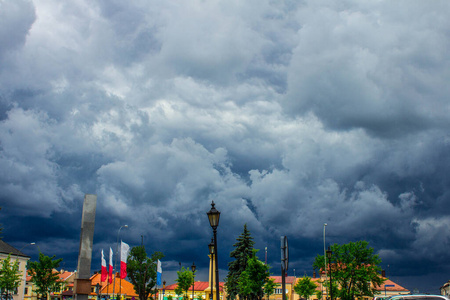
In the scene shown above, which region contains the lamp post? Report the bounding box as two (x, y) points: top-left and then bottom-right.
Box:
(191, 262), (196, 300)
(208, 238), (214, 300)
(323, 223), (327, 300)
(113, 225), (128, 300)
(16, 242), (36, 300)
(163, 281), (166, 300)
(96, 283), (101, 300)
(207, 201), (220, 300)
(326, 247), (333, 300)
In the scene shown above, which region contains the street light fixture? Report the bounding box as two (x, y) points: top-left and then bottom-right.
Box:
(113, 225), (128, 300)
(16, 242), (36, 300)
(163, 281), (166, 300)
(96, 283), (101, 300)
(207, 201), (220, 300)
(326, 247), (333, 300)
(191, 262), (196, 300)
(16, 242), (36, 261)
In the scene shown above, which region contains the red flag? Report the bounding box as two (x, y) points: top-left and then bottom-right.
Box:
(108, 247), (113, 283)
(101, 249), (107, 282)
(120, 241), (130, 279)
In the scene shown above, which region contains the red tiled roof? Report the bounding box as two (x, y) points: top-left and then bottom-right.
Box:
(90, 273), (109, 289)
(270, 276), (296, 284)
(58, 271), (76, 281)
(98, 274), (138, 297)
(374, 278), (409, 292)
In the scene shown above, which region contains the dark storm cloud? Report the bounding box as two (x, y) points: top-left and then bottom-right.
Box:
(285, 1), (450, 138)
(1, 0), (450, 294)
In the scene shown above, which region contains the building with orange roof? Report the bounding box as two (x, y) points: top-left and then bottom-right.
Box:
(264, 276), (297, 300)
(285, 271), (410, 300)
(25, 269), (78, 300)
(373, 277), (410, 297)
(161, 281), (224, 300)
(94, 272), (138, 300)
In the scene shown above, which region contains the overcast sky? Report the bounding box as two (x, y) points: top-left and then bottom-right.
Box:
(1, 0), (450, 294)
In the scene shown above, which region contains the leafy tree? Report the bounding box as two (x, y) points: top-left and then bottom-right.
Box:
(127, 246), (164, 300)
(315, 290), (322, 300)
(27, 252), (63, 300)
(313, 241), (385, 300)
(0, 254), (21, 299)
(263, 277), (276, 300)
(294, 277), (317, 300)
(237, 250), (270, 300)
(175, 267), (194, 300)
(167, 295), (173, 300)
(225, 224), (255, 300)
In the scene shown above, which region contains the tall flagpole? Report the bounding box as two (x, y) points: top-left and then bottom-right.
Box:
(113, 225), (128, 300)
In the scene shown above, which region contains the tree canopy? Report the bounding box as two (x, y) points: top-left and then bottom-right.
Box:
(127, 246), (164, 300)
(313, 241), (385, 300)
(237, 249), (270, 300)
(175, 266), (195, 299)
(263, 277), (276, 300)
(0, 254), (21, 298)
(27, 252), (63, 300)
(225, 224), (255, 300)
(293, 277), (317, 300)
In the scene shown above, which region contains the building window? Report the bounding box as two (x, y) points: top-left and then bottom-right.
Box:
(25, 288), (28, 295)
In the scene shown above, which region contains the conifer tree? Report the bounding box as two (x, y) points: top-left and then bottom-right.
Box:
(225, 224), (255, 300)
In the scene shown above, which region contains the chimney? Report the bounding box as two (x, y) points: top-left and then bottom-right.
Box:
(382, 270), (386, 277)
(313, 271), (316, 278)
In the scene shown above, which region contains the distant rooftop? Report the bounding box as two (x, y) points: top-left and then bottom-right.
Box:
(0, 240), (31, 258)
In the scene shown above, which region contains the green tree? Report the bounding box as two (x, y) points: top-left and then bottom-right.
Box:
(0, 254), (21, 299)
(175, 267), (194, 299)
(313, 241), (385, 300)
(263, 277), (276, 300)
(127, 246), (164, 300)
(237, 250), (270, 300)
(293, 277), (317, 300)
(225, 224), (255, 300)
(27, 252), (63, 300)
(315, 290), (322, 300)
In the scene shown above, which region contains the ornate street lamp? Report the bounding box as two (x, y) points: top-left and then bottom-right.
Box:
(191, 262), (196, 300)
(207, 201), (220, 300)
(326, 247), (333, 300)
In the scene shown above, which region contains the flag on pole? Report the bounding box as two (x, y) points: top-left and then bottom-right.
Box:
(120, 241), (130, 279)
(157, 259), (162, 286)
(108, 247), (113, 283)
(101, 249), (107, 282)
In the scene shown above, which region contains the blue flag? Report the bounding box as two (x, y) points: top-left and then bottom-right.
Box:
(157, 259), (162, 286)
